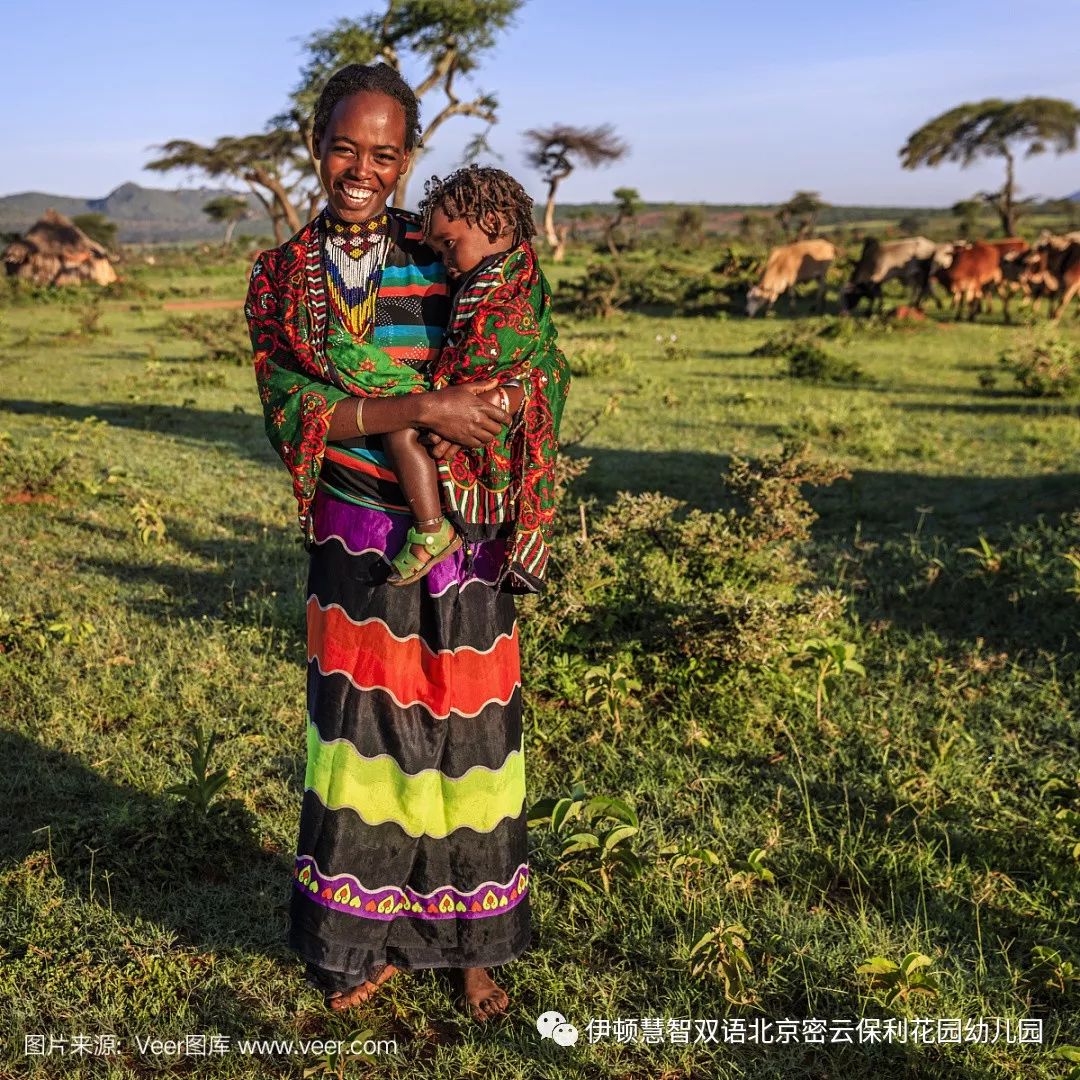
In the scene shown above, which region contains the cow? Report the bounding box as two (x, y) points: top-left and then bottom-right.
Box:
(915, 243), (957, 310)
(745, 239), (837, 317)
(986, 239), (1030, 322)
(1029, 239), (1080, 322)
(939, 241), (1002, 320)
(1036, 229), (1080, 252)
(841, 236), (937, 314)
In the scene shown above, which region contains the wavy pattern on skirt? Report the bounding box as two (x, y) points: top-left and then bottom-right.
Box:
(289, 488), (531, 988)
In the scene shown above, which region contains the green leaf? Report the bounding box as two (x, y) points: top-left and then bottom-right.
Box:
(601, 824), (638, 853)
(690, 930), (717, 957)
(551, 797), (577, 833)
(585, 795), (638, 827)
(901, 952), (934, 976)
(526, 797), (558, 826)
(857, 957), (899, 975)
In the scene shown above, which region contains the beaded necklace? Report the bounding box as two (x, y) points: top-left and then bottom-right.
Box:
(322, 210), (391, 340)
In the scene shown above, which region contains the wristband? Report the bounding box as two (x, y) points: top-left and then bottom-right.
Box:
(354, 396), (366, 436)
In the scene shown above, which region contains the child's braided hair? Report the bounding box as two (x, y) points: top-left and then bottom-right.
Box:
(418, 165), (537, 247)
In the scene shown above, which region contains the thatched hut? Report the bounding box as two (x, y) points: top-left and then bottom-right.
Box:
(3, 209), (117, 287)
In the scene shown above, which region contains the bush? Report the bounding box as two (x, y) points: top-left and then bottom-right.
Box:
(522, 443), (849, 688)
(998, 330), (1080, 397)
(557, 257), (739, 318)
(751, 322), (867, 384)
(785, 343), (865, 384)
(568, 344), (632, 378)
(165, 311), (250, 364)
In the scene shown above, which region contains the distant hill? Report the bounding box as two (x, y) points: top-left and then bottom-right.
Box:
(0, 183), (265, 243)
(3, 181), (1079, 244)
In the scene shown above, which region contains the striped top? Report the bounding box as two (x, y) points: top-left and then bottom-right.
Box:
(317, 208), (450, 498)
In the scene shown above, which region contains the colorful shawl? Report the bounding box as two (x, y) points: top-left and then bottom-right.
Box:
(245, 208), (447, 540)
(431, 242), (571, 593)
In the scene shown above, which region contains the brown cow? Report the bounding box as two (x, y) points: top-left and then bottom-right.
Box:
(1030, 239), (1080, 322)
(987, 239), (1030, 322)
(746, 239), (837, 317)
(940, 242), (1002, 320)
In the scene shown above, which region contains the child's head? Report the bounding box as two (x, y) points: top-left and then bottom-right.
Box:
(419, 165), (536, 279)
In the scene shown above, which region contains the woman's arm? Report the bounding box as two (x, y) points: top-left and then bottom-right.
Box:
(419, 381), (525, 462)
(326, 379), (512, 444)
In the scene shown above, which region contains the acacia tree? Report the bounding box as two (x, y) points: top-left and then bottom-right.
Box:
(524, 124), (627, 261)
(148, 2), (519, 229)
(900, 97), (1080, 236)
(147, 131), (316, 244)
(280, 1), (522, 205)
(776, 191), (828, 240)
(606, 186), (642, 255)
(203, 195), (252, 246)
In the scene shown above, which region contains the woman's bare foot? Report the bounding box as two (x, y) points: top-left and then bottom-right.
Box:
(461, 967), (509, 1022)
(325, 963), (398, 1011)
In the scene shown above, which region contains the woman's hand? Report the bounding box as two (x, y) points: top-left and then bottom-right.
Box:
(419, 379), (510, 452)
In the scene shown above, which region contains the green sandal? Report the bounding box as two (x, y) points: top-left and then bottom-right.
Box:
(387, 517), (462, 587)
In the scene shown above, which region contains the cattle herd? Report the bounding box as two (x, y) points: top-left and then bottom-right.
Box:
(744, 231), (1080, 322)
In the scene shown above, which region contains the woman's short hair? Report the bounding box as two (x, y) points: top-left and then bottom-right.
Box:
(311, 63), (422, 151)
(418, 166), (537, 247)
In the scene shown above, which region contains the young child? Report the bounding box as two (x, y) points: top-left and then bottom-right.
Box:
(381, 165), (570, 592)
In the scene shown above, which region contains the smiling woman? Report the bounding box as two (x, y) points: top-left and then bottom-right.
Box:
(245, 63), (535, 1023)
(312, 72), (418, 223)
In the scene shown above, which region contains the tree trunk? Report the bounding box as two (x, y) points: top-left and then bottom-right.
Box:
(245, 167), (302, 234)
(552, 223), (568, 263)
(999, 151), (1016, 237)
(606, 211), (623, 258)
(224, 220), (237, 246)
(543, 177), (561, 250)
(246, 182), (279, 243)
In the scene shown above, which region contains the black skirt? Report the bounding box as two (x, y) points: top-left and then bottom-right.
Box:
(288, 470), (531, 993)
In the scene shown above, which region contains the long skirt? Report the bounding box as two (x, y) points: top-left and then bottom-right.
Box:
(289, 484), (531, 993)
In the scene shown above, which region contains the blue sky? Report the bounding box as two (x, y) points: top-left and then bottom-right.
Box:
(4, 0), (1080, 206)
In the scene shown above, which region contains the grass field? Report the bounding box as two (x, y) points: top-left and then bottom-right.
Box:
(1, 247), (1079, 1079)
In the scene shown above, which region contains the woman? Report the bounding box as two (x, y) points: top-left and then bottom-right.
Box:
(245, 63), (532, 1021)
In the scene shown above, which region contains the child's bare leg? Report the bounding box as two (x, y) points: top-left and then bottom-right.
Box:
(382, 427), (450, 562)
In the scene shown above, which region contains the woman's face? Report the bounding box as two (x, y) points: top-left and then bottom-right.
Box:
(316, 91), (410, 223)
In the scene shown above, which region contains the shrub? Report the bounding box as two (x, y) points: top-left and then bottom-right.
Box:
(998, 329), (1080, 397)
(165, 311), (250, 364)
(0, 434), (75, 499)
(522, 443), (849, 690)
(568, 344), (632, 377)
(557, 258), (739, 318)
(784, 343), (865, 384)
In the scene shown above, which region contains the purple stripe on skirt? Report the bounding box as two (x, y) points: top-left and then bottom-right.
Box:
(312, 489), (508, 593)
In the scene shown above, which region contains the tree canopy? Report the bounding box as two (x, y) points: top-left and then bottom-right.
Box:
(280, 0), (521, 202)
(149, 1), (521, 232)
(776, 191), (828, 239)
(203, 196), (252, 245)
(523, 124), (628, 259)
(148, 131), (315, 244)
(899, 97), (1080, 235)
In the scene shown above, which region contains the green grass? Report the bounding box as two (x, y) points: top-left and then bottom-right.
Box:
(1, 249), (1078, 1079)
